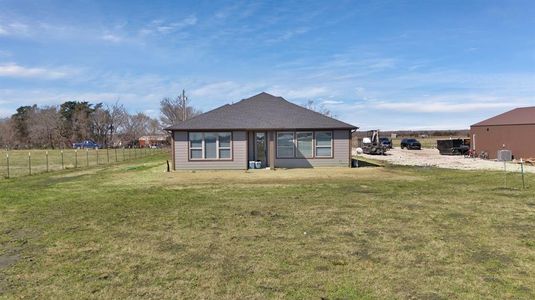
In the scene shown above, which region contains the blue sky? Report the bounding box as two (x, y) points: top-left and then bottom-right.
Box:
(0, 0), (534, 130)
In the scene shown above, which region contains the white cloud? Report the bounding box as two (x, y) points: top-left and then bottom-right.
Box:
(140, 15), (197, 36)
(0, 22), (30, 37)
(267, 27), (309, 42)
(101, 33), (123, 43)
(270, 86), (329, 99)
(374, 101), (515, 113)
(322, 100), (343, 105)
(0, 63), (72, 79)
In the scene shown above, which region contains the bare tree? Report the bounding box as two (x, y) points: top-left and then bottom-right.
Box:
(121, 112), (159, 146)
(28, 106), (61, 148)
(160, 90), (201, 127)
(0, 118), (15, 148)
(108, 101), (127, 147)
(304, 100), (335, 118)
(91, 106), (112, 146)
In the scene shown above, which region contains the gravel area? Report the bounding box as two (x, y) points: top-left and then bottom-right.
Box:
(359, 148), (535, 173)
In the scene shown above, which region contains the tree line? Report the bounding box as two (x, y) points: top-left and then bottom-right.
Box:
(0, 91), (201, 149)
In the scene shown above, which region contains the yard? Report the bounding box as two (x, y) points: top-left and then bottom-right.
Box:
(1, 154), (534, 299)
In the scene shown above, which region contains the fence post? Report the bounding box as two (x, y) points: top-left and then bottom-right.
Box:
(61, 150), (64, 169)
(46, 151), (49, 172)
(115, 148), (118, 162)
(75, 149), (78, 168)
(86, 149), (89, 167)
(107, 148), (110, 164)
(96, 148), (99, 165)
(5, 153), (9, 178)
(28, 152), (32, 175)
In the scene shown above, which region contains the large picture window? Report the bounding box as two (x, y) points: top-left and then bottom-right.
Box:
(277, 132), (295, 158)
(296, 132), (313, 158)
(315, 131), (333, 157)
(276, 130), (334, 158)
(189, 132), (232, 160)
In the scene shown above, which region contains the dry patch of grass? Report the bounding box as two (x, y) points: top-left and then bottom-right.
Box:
(1, 156), (535, 299)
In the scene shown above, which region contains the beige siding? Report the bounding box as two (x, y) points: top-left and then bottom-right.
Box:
(173, 131), (248, 170)
(274, 130), (350, 168)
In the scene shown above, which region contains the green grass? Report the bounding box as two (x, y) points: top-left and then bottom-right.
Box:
(1, 156), (535, 299)
(0, 148), (165, 178)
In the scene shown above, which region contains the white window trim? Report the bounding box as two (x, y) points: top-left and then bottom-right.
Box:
(189, 132), (233, 160)
(276, 131), (295, 158)
(315, 131), (333, 158)
(296, 131), (314, 158)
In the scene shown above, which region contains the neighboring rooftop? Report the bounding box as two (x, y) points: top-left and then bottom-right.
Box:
(165, 92), (357, 130)
(472, 107), (535, 127)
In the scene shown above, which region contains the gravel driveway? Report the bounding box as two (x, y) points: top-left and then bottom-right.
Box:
(360, 148), (535, 174)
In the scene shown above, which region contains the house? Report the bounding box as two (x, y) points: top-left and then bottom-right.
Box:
(165, 92), (358, 170)
(139, 135), (168, 148)
(470, 106), (535, 159)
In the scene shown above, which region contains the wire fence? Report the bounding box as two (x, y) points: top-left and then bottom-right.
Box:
(0, 147), (168, 179)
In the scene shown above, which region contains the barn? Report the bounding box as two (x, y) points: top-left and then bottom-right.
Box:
(470, 107), (535, 160)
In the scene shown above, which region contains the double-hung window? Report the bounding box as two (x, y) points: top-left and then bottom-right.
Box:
(276, 132), (295, 158)
(296, 132), (313, 158)
(315, 131), (333, 157)
(189, 132), (232, 160)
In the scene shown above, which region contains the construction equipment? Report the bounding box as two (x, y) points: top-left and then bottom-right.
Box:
(361, 130), (388, 155)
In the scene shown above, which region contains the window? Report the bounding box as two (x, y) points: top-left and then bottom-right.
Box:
(296, 132), (313, 158)
(277, 132), (294, 158)
(189, 132), (203, 159)
(189, 132), (232, 160)
(218, 132), (231, 159)
(315, 131), (333, 157)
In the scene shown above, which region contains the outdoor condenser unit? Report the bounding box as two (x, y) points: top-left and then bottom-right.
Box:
(497, 150), (512, 161)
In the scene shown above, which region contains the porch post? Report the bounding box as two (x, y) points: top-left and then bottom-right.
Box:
(268, 131), (276, 169)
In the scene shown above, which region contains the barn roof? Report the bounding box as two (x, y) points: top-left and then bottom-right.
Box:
(165, 92), (357, 131)
(472, 107), (535, 127)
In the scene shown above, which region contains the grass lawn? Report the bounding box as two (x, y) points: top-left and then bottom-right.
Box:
(1, 155), (535, 299)
(0, 148), (164, 178)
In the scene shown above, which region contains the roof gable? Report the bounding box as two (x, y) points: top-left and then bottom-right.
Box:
(166, 92), (357, 130)
(472, 107), (535, 127)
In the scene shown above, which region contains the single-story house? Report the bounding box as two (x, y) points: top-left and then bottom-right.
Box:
(471, 106), (535, 159)
(165, 92), (358, 170)
(139, 135), (168, 148)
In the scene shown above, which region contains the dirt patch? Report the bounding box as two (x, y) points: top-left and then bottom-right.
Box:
(361, 148), (535, 173)
(0, 253), (20, 270)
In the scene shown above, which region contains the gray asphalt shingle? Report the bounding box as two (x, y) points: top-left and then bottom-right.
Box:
(165, 92), (357, 130)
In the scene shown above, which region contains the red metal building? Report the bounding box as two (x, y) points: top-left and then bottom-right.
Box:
(470, 107), (535, 159)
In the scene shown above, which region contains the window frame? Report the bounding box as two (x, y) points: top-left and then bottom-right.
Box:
(314, 131), (333, 158)
(275, 130), (334, 159)
(295, 131), (314, 158)
(188, 132), (233, 161)
(276, 131), (295, 158)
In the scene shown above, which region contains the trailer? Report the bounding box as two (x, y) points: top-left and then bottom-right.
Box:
(437, 139), (470, 155)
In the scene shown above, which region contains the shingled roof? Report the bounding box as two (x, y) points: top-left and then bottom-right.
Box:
(471, 106), (535, 127)
(166, 92), (357, 131)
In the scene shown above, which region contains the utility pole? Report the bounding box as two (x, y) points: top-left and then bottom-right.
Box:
(180, 89), (188, 121)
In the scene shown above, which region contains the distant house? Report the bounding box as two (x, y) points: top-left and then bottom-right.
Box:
(471, 106), (535, 159)
(165, 92), (358, 170)
(138, 135), (168, 148)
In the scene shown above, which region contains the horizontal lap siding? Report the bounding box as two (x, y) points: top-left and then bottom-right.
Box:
(275, 130), (350, 168)
(174, 131), (247, 170)
(471, 125), (535, 159)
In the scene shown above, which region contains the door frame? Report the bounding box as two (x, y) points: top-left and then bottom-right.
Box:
(253, 131), (268, 167)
